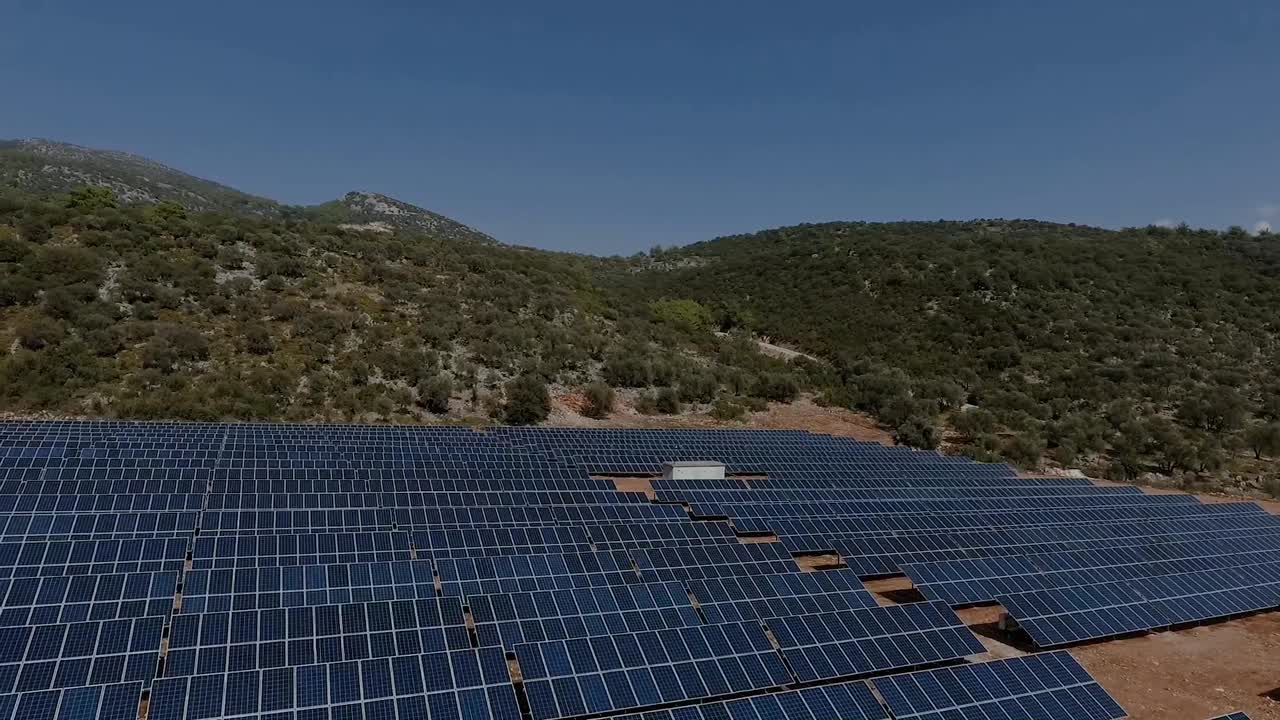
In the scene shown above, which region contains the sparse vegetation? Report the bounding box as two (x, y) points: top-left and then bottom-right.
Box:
(582, 382), (615, 419)
(503, 373), (551, 425)
(6, 142), (1280, 497)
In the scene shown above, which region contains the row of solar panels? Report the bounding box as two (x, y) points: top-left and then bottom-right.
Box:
(1, 421), (1250, 719)
(0, 649), (1126, 720)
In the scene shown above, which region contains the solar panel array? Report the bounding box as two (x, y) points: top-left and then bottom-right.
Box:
(19, 420), (1270, 718)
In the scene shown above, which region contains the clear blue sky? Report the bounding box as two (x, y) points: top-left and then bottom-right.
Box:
(3, 1), (1277, 253)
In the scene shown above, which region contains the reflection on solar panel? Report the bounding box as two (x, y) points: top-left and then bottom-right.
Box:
(871, 651), (1126, 720)
(1206, 713), (1251, 720)
(18, 419), (1279, 718)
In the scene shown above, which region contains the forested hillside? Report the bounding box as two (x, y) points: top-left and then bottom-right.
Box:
(0, 187), (798, 425)
(617, 221), (1280, 487)
(4, 138), (1280, 494)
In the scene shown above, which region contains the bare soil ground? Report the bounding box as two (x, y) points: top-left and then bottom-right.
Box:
(864, 566), (1280, 718)
(1072, 613), (1280, 720)
(548, 393), (893, 445)
(610, 477), (657, 499)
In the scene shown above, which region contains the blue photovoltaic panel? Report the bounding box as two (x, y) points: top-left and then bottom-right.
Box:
(767, 601), (985, 682)
(602, 679), (889, 720)
(163, 597), (471, 677)
(436, 550), (639, 597)
(516, 621), (791, 720)
(180, 561), (437, 613)
(631, 543), (799, 583)
(690, 568), (878, 624)
(148, 647), (521, 720)
(903, 531), (1280, 606)
(190, 531), (412, 569)
(0, 616), (164, 692)
(871, 651), (1126, 720)
(1205, 713), (1251, 720)
(0, 571), (178, 628)
(0, 681), (142, 720)
(0, 537), (188, 577)
(468, 581), (701, 649)
(1000, 561), (1280, 647)
(0, 420), (1239, 719)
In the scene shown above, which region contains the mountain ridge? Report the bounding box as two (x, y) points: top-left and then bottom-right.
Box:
(0, 138), (495, 244)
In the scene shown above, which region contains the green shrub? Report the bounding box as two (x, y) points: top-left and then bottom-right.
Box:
(243, 323), (275, 355)
(1002, 432), (1047, 469)
(417, 371), (453, 412)
(14, 314), (65, 350)
(894, 415), (941, 449)
(583, 382), (615, 419)
(753, 373), (799, 403)
(655, 387), (681, 414)
(141, 325), (209, 372)
(504, 373), (550, 425)
(678, 370), (718, 404)
(953, 408), (997, 440)
(710, 397), (746, 421)
(603, 353), (651, 387)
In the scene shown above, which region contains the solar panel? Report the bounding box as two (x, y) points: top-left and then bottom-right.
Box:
(768, 601), (985, 681)
(1205, 713), (1251, 720)
(0, 420), (1220, 719)
(689, 568), (879, 623)
(149, 646), (521, 720)
(516, 621), (791, 719)
(437, 550), (639, 597)
(904, 531), (1280, 606)
(468, 581), (701, 649)
(181, 561), (437, 613)
(0, 681), (142, 720)
(0, 571), (178, 628)
(164, 597), (471, 677)
(602, 679), (890, 720)
(0, 616), (164, 692)
(631, 542), (799, 583)
(871, 651), (1126, 720)
(999, 561), (1280, 647)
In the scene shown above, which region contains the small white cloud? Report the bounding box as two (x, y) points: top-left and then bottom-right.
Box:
(1153, 218), (1177, 229)
(1254, 221), (1273, 235)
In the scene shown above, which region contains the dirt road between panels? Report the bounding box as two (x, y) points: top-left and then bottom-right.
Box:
(1070, 612), (1280, 720)
(866, 573), (1280, 719)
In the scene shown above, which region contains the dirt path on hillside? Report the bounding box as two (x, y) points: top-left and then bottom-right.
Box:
(548, 393), (893, 445)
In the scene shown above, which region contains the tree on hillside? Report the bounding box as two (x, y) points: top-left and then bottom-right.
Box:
(583, 382), (614, 419)
(417, 374), (453, 415)
(649, 299), (713, 333)
(504, 373), (550, 425)
(1246, 422), (1280, 460)
(894, 415), (941, 450)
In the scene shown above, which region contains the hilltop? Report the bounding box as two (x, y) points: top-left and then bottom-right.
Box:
(2, 140), (1280, 494)
(0, 139), (494, 244)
